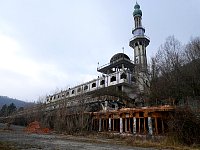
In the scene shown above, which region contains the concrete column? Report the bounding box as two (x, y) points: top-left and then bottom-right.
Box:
(148, 117), (153, 135)
(125, 118), (127, 132)
(120, 117), (123, 133)
(133, 117), (136, 134)
(99, 118), (102, 132)
(162, 119), (164, 134)
(112, 119), (115, 131)
(109, 118), (111, 131)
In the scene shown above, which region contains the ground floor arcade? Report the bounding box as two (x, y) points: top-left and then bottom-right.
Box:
(92, 106), (174, 135)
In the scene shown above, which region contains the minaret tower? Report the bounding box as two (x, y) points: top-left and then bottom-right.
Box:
(130, 2), (150, 72)
(129, 2), (150, 92)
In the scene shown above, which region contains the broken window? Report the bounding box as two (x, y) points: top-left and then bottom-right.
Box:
(71, 90), (75, 94)
(84, 85), (88, 90)
(120, 73), (127, 79)
(110, 76), (116, 82)
(92, 83), (96, 88)
(100, 80), (105, 85)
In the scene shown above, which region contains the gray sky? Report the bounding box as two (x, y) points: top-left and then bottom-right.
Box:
(0, 0), (200, 102)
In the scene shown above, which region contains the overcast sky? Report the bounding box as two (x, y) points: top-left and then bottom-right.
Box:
(0, 0), (200, 102)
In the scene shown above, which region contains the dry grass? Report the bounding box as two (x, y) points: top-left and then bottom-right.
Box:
(73, 132), (200, 150)
(0, 141), (16, 150)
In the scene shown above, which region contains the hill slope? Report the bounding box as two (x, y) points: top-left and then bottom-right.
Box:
(0, 96), (33, 108)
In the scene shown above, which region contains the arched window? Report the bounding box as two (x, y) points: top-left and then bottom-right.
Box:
(110, 76), (116, 82)
(120, 73), (127, 79)
(71, 90), (75, 94)
(84, 85), (88, 90)
(92, 83), (96, 88)
(100, 80), (105, 85)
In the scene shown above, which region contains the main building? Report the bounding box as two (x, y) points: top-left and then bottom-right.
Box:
(46, 2), (150, 110)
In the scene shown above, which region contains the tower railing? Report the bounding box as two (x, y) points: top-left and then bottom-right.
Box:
(97, 58), (134, 71)
(130, 35), (150, 42)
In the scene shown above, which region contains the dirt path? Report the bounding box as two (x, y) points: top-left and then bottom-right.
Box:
(0, 123), (157, 150)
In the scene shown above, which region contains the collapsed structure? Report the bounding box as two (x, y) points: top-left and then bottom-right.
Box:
(44, 2), (175, 135)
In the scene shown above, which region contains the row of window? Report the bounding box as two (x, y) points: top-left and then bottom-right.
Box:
(47, 73), (130, 102)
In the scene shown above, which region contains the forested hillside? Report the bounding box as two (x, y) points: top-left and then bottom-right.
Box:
(0, 96), (32, 108)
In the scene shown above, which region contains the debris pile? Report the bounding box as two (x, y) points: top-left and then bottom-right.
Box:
(24, 121), (50, 134)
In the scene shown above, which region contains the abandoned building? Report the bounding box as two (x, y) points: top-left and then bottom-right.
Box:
(43, 2), (175, 135)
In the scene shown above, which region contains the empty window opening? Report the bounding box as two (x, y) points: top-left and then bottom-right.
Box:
(110, 76), (116, 82)
(71, 90), (75, 94)
(120, 73), (127, 79)
(100, 80), (105, 85)
(139, 112), (144, 117)
(84, 85), (88, 90)
(117, 85), (122, 91)
(92, 83), (96, 88)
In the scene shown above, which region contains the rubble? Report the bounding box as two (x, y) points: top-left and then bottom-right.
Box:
(24, 121), (50, 134)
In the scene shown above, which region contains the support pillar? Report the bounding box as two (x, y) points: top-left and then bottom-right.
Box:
(139, 118), (140, 133)
(120, 117), (123, 133)
(148, 117), (153, 135)
(109, 118), (111, 131)
(144, 118), (146, 134)
(133, 117), (136, 134)
(99, 118), (102, 132)
(162, 119), (164, 134)
(155, 117), (158, 135)
(112, 119), (115, 131)
(125, 118), (127, 132)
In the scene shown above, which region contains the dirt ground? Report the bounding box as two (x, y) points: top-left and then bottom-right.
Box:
(0, 123), (158, 150)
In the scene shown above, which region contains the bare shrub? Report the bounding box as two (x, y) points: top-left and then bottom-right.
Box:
(168, 108), (200, 145)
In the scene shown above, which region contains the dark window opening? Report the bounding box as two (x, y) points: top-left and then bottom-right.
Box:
(77, 87), (81, 92)
(62, 94), (64, 97)
(131, 76), (136, 82)
(135, 43), (138, 46)
(120, 73), (127, 79)
(92, 83), (96, 88)
(50, 97), (52, 100)
(118, 85), (122, 91)
(139, 41), (142, 45)
(84, 85), (88, 90)
(71, 90), (75, 94)
(100, 80), (105, 85)
(139, 112), (144, 117)
(66, 92), (69, 96)
(110, 76), (116, 82)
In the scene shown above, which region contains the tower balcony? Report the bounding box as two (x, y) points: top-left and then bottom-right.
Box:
(129, 35), (150, 48)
